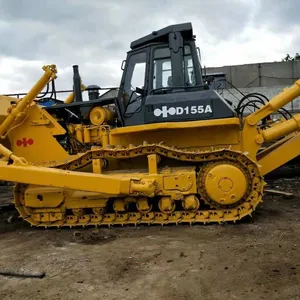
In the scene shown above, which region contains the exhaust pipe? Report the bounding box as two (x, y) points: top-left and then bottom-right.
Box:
(73, 65), (83, 102)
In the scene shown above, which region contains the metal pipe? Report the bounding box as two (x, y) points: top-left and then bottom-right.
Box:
(4, 86), (118, 98)
(64, 84), (86, 104)
(73, 65), (83, 102)
(262, 114), (300, 142)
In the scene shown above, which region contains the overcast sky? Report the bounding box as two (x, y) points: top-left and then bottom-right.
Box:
(0, 0), (299, 97)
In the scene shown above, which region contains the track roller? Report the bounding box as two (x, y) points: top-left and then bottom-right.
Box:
(136, 197), (152, 213)
(72, 208), (86, 216)
(113, 198), (128, 212)
(92, 207), (106, 215)
(158, 196), (175, 213)
(182, 195), (200, 212)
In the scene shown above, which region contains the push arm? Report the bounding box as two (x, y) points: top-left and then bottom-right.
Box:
(0, 65), (57, 139)
(0, 161), (156, 197)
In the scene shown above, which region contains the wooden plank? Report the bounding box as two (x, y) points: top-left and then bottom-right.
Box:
(264, 189), (294, 198)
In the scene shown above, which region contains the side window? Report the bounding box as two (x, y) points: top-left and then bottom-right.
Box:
(123, 52), (147, 115)
(184, 45), (196, 86)
(153, 47), (172, 90)
(131, 62), (146, 89)
(123, 52), (147, 95)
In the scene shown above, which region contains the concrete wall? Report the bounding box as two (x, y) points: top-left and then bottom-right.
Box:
(203, 61), (300, 88)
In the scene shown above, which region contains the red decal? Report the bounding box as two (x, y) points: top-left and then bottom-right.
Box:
(16, 138), (34, 147)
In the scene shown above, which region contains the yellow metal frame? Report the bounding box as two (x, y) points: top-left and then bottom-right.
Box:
(0, 65), (300, 207)
(258, 132), (300, 175)
(0, 65), (57, 139)
(0, 161), (155, 197)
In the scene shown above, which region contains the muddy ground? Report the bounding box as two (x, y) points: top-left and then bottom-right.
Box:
(1, 180), (300, 300)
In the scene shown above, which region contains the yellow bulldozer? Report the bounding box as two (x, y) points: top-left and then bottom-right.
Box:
(0, 22), (300, 228)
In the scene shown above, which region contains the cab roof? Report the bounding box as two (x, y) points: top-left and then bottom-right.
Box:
(130, 22), (194, 50)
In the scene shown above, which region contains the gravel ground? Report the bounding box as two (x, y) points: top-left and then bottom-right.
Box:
(1, 179), (300, 300)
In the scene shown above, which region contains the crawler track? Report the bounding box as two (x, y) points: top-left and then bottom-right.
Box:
(14, 144), (265, 227)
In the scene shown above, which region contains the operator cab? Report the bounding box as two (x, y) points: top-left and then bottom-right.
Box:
(118, 22), (236, 126)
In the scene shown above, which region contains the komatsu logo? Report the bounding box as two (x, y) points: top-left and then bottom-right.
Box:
(153, 105), (212, 118)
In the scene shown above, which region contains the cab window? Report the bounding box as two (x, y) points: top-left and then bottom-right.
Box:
(183, 45), (196, 86)
(123, 52), (147, 115)
(123, 52), (147, 95)
(152, 45), (196, 90)
(153, 47), (172, 89)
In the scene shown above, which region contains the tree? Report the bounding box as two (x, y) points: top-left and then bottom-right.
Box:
(282, 53), (300, 61)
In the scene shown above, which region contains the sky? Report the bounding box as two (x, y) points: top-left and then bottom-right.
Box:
(0, 0), (299, 97)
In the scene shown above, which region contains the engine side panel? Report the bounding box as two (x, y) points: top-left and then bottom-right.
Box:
(123, 90), (236, 126)
(145, 90), (235, 123)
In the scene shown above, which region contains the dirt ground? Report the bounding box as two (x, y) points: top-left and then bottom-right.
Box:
(1, 179), (300, 300)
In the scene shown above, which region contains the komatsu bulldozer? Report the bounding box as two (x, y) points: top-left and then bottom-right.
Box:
(1, 22), (300, 228)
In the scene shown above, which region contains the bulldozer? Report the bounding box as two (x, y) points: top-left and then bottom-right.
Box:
(0, 22), (300, 227)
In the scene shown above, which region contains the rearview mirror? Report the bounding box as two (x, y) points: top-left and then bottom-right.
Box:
(135, 87), (146, 96)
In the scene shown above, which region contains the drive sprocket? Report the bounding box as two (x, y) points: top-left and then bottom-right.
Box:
(197, 160), (252, 209)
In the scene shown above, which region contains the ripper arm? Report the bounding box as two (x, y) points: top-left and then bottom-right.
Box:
(246, 80), (300, 127)
(244, 79), (300, 175)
